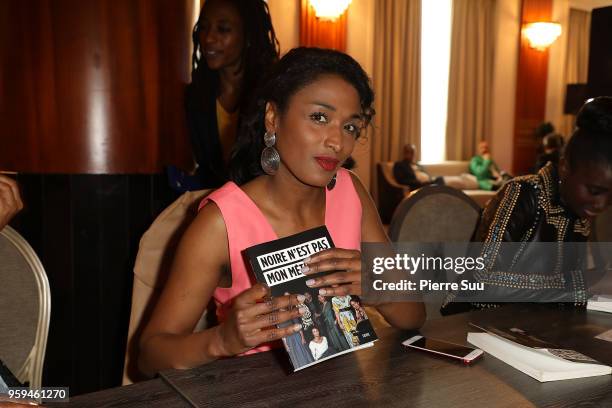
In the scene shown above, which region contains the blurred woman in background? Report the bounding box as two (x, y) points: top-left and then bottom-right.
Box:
(184, 0), (279, 188)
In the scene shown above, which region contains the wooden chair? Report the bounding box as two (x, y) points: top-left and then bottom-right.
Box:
(0, 226), (51, 389)
(122, 189), (211, 384)
(388, 186), (481, 319)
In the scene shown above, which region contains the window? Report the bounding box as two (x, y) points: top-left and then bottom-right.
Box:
(420, 0), (452, 163)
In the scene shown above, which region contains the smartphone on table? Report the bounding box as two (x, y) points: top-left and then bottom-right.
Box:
(402, 335), (483, 364)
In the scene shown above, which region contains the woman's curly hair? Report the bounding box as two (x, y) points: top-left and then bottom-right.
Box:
(229, 47), (376, 185)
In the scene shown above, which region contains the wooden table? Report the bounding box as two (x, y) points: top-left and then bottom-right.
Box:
(54, 305), (612, 407)
(46, 378), (190, 407)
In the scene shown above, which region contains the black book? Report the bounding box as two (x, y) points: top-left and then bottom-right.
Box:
(243, 226), (377, 371)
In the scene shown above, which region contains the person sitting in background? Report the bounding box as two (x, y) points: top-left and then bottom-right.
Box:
(393, 144), (443, 189)
(469, 141), (506, 191)
(0, 175), (23, 231)
(393, 143), (485, 191)
(442, 97), (612, 314)
(535, 133), (564, 171)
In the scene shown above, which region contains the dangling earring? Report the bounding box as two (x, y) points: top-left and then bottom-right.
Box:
(261, 131), (280, 175)
(327, 174), (337, 191)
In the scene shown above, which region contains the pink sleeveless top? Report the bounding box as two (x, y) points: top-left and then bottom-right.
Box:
(199, 168), (362, 355)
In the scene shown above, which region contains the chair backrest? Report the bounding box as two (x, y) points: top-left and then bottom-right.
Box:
(389, 185), (480, 243)
(388, 186), (480, 320)
(122, 189), (211, 385)
(0, 226), (50, 389)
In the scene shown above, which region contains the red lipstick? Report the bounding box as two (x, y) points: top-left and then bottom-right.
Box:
(314, 156), (339, 171)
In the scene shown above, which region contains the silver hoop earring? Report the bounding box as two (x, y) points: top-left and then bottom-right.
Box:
(261, 131), (280, 175)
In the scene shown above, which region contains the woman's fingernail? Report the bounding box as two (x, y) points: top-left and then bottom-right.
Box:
(293, 323), (302, 331)
(300, 266), (310, 274)
(304, 257), (311, 264)
(305, 279), (315, 287)
(319, 288), (327, 295)
(298, 307), (307, 315)
(297, 294), (306, 302)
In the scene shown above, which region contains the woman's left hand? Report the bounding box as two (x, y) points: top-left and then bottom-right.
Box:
(302, 248), (362, 296)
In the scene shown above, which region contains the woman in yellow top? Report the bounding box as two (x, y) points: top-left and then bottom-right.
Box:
(185, 0), (280, 188)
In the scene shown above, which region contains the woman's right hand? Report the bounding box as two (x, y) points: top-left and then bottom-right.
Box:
(215, 283), (305, 356)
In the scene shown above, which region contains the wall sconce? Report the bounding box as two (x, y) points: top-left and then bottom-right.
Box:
(309, 0), (352, 21)
(522, 22), (562, 51)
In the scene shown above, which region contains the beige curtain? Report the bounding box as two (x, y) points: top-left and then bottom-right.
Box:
(445, 0), (495, 160)
(561, 8), (590, 137)
(371, 0), (421, 193)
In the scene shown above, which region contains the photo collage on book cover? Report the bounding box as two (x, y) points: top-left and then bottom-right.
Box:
(244, 226), (378, 370)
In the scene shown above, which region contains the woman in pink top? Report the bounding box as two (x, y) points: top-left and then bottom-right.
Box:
(139, 48), (425, 376)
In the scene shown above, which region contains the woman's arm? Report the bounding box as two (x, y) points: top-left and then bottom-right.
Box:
(138, 204), (227, 376)
(138, 203), (303, 377)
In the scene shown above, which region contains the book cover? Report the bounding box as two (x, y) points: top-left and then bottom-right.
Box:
(468, 324), (612, 381)
(243, 226), (378, 371)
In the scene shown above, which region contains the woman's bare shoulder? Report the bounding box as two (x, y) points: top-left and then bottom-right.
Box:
(178, 199), (229, 271)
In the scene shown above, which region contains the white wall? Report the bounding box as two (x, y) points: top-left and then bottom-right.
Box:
(490, 0), (521, 173)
